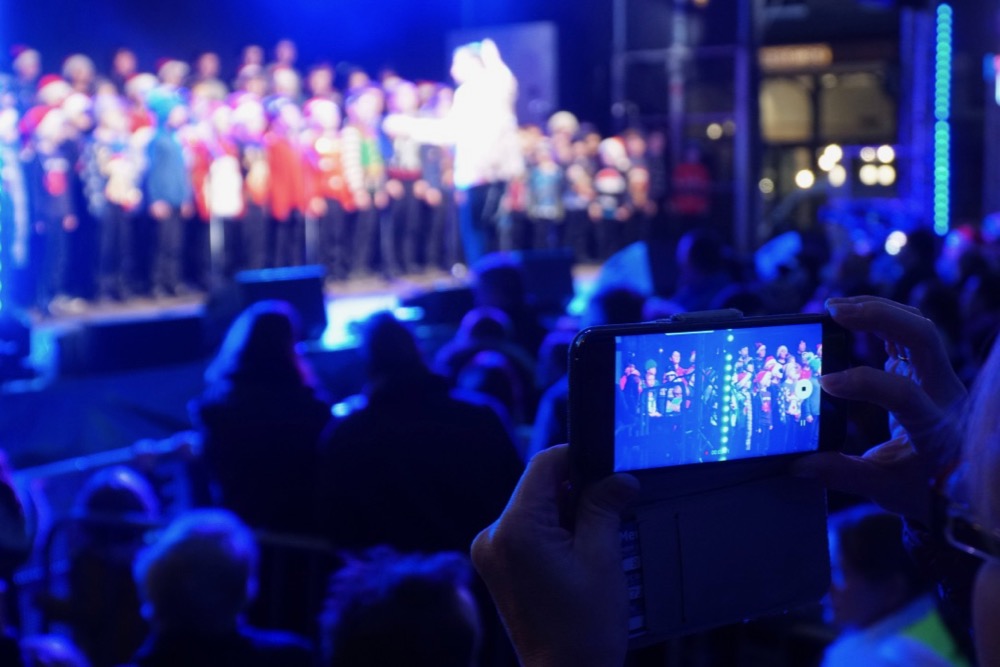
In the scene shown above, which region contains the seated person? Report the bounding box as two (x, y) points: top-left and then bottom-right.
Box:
(471, 296), (997, 666)
(124, 509), (312, 667)
(320, 546), (481, 666)
(318, 311), (522, 556)
(823, 505), (969, 666)
(40, 466), (158, 667)
(190, 300), (330, 536)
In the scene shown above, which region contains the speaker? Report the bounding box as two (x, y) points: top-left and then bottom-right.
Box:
(510, 248), (576, 315)
(59, 314), (205, 375)
(235, 265), (328, 341)
(400, 287), (475, 325)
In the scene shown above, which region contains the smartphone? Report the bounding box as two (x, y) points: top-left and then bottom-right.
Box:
(570, 311), (849, 484)
(568, 311), (850, 644)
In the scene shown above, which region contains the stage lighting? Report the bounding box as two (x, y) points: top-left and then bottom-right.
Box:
(859, 163), (879, 186)
(884, 230), (908, 256)
(876, 144), (895, 163)
(829, 165), (847, 187)
(877, 164), (896, 186)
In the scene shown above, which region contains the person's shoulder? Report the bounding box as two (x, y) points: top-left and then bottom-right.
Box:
(241, 627), (313, 666)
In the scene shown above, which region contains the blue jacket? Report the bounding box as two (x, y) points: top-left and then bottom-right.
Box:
(144, 129), (191, 209)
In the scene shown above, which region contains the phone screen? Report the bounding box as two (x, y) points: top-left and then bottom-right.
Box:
(614, 322), (823, 472)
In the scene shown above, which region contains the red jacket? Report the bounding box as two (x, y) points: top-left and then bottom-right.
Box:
(265, 133), (307, 221)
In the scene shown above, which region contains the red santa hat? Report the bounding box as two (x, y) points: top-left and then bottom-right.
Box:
(755, 371), (770, 384)
(18, 105), (62, 142)
(36, 75), (72, 106)
(755, 342), (766, 354)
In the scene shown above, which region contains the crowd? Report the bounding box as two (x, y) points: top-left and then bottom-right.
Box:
(0, 212), (994, 664)
(0, 34), (999, 667)
(0, 40), (681, 316)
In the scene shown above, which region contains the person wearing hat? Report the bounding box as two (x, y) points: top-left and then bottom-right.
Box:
(265, 97), (308, 268)
(144, 87), (193, 298)
(21, 104), (77, 313)
(302, 97), (354, 281)
(10, 46), (40, 113)
(751, 370), (775, 455)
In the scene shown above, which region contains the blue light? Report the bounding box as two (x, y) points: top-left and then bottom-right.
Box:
(934, 4), (953, 237)
(0, 147), (4, 313)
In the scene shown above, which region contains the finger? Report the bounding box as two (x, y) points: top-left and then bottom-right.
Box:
(501, 444), (571, 526)
(820, 368), (948, 452)
(828, 295), (922, 317)
(575, 473), (640, 555)
(825, 298), (965, 409)
(471, 445), (572, 573)
(790, 442), (932, 523)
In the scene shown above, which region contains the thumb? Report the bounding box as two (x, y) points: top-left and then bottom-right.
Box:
(575, 473), (640, 550)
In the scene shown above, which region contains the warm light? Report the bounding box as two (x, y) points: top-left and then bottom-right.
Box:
(795, 169), (815, 189)
(706, 123), (723, 140)
(859, 163), (879, 186)
(860, 146), (877, 162)
(877, 164), (897, 186)
(877, 145), (895, 163)
(824, 144), (843, 162)
(829, 165), (847, 187)
(759, 178), (775, 194)
(885, 230), (908, 256)
(818, 153), (837, 172)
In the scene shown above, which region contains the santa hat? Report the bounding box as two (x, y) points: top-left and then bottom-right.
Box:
(755, 371), (770, 384)
(36, 75), (72, 106)
(755, 342), (765, 354)
(19, 105), (62, 141)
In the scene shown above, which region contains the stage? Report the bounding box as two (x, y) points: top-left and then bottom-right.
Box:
(2, 261), (600, 471)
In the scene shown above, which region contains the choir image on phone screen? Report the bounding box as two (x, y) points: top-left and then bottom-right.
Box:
(614, 323), (823, 471)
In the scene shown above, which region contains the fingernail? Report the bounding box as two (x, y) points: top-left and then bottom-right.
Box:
(826, 300), (858, 317)
(819, 372), (846, 390)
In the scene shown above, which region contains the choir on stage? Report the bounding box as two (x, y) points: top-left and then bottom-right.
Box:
(0, 41), (672, 314)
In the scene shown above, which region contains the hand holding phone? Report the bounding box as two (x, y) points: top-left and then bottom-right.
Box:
(568, 311), (849, 646)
